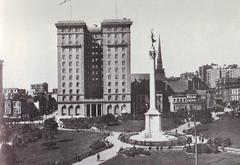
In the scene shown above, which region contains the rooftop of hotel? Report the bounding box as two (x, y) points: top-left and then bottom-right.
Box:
(101, 18), (132, 25)
(55, 20), (86, 27)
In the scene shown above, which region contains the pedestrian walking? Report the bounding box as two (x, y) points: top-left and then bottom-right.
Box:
(97, 153), (100, 161)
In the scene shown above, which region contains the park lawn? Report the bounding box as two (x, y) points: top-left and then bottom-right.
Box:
(102, 150), (240, 165)
(199, 116), (240, 148)
(107, 118), (176, 133)
(15, 130), (105, 165)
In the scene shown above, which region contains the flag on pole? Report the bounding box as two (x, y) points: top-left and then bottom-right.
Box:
(59, 0), (71, 5)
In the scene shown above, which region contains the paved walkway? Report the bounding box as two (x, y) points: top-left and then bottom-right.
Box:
(73, 132), (131, 165)
(170, 121), (200, 134)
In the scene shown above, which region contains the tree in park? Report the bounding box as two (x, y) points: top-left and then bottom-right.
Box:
(186, 136), (192, 146)
(43, 118), (58, 142)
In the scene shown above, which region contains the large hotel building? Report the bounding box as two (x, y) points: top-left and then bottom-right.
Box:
(55, 19), (132, 117)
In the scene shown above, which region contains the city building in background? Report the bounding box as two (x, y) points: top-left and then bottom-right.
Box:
(206, 65), (240, 88)
(56, 18), (132, 117)
(30, 82), (48, 95)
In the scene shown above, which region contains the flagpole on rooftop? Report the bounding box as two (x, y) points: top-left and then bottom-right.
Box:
(116, 0), (118, 19)
(69, 0), (72, 20)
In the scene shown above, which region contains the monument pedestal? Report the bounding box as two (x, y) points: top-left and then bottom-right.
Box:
(144, 108), (162, 138)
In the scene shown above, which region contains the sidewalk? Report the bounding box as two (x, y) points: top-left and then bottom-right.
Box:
(169, 121), (200, 134)
(73, 132), (131, 165)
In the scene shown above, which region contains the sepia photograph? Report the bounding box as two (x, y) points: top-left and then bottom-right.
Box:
(1, 0), (240, 164)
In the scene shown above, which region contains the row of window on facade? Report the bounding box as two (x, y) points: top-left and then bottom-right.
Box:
(62, 61), (80, 67)
(62, 68), (82, 74)
(106, 27), (128, 32)
(106, 33), (126, 38)
(62, 75), (81, 81)
(108, 81), (126, 87)
(62, 89), (80, 95)
(108, 67), (126, 73)
(173, 98), (187, 103)
(62, 82), (80, 88)
(108, 95), (126, 101)
(107, 40), (126, 45)
(108, 53), (126, 59)
(107, 74), (126, 80)
(108, 60), (126, 65)
(59, 27), (128, 33)
(108, 88), (126, 94)
(62, 54), (80, 60)
(60, 95), (126, 101)
(107, 47), (126, 52)
(61, 48), (81, 53)
(61, 41), (81, 46)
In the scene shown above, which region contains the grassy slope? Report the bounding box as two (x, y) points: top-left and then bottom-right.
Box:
(15, 130), (104, 165)
(200, 116), (240, 148)
(102, 150), (240, 165)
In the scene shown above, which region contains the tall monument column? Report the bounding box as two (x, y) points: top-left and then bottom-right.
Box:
(144, 31), (162, 138)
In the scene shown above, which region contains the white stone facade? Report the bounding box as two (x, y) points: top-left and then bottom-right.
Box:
(56, 19), (132, 117)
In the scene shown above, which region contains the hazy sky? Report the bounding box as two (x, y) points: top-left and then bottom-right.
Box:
(1, 0), (240, 90)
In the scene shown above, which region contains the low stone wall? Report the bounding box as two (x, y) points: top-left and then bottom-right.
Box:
(119, 132), (187, 147)
(222, 147), (240, 155)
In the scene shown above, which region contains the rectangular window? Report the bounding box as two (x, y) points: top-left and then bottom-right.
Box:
(108, 89), (111, 93)
(108, 54), (111, 59)
(76, 75), (79, 80)
(62, 69), (65, 73)
(108, 82), (111, 86)
(108, 75), (111, 80)
(115, 89), (118, 93)
(122, 88), (125, 93)
(122, 82), (125, 86)
(69, 75), (72, 80)
(115, 54), (118, 59)
(62, 75), (65, 80)
(115, 82), (118, 86)
(69, 82), (72, 87)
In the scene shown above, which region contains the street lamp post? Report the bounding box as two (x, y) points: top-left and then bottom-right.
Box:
(193, 105), (198, 165)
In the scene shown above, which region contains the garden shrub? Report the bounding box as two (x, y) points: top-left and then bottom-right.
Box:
(185, 144), (211, 154)
(210, 144), (219, 153)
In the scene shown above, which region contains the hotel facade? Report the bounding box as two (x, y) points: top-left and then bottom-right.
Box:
(55, 19), (132, 117)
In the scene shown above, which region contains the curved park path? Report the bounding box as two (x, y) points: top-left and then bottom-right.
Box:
(73, 132), (132, 165)
(74, 121), (208, 165)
